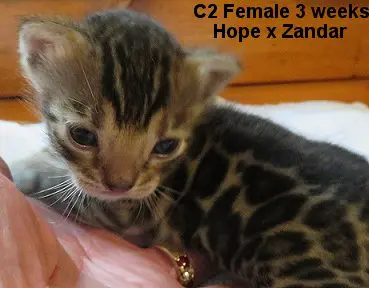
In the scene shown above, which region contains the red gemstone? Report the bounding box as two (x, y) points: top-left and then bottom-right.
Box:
(176, 255), (190, 267)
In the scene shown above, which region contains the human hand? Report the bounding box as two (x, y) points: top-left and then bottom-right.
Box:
(0, 156), (231, 288)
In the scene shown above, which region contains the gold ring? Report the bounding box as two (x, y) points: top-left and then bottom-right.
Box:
(156, 246), (195, 287)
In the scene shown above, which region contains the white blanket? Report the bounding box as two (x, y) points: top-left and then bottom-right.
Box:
(1, 100), (369, 164)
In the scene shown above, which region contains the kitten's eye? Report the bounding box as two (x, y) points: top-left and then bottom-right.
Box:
(68, 126), (98, 147)
(152, 139), (179, 156)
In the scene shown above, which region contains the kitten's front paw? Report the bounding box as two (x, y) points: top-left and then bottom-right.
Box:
(183, 251), (247, 288)
(9, 148), (69, 197)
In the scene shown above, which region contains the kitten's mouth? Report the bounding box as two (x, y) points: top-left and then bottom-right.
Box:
(84, 184), (157, 201)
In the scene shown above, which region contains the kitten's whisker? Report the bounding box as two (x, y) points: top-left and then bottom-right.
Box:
(79, 60), (97, 111)
(152, 187), (187, 226)
(62, 185), (79, 202)
(74, 188), (85, 223)
(16, 96), (41, 120)
(34, 178), (71, 195)
(36, 181), (74, 199)
(150, 192), (162, 221)
(70, 97), (89, 110)
(37, 181), (74, 199)
(42, 149), (69, 169)
(66, 189), (82, 220)
(155, 189), (174, 203)
(62, 186), (80, 220)
(133, 199), (143, 225)
(145, 197), (153, 216)
(74, 191), (88, 225)
(140, 200), (147, 226)
(144, 198), (150, 214)
(68, 99), (88, 116)
(61, 197), (74, 219)
(158, 185), (182, 195)
(48, 175), (69, 179)
(148, 194), (156, 218)
(47, 185), (75, 207)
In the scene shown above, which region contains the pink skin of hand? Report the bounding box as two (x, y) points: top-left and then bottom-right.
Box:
(0, 156), (231, 288)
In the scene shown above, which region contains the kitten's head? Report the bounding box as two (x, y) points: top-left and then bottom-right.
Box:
(18, 10), (240, 200)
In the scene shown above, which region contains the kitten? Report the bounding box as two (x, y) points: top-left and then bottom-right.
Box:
(14, 8), (369, 287)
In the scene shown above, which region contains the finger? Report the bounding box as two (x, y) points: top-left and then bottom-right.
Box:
(29, 202), (79, 287)
(0, 177), (78, 287)
(0, 156), (12, 181)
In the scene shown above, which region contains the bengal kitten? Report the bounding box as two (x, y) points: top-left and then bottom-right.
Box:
(13, 8), (369, 288)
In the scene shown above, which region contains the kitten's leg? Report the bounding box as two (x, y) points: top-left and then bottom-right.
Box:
(199, 272), (247, 288)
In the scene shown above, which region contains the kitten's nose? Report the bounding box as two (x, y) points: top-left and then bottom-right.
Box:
(107, 182), (133, 193)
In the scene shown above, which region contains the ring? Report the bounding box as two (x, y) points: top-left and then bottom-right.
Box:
(156, 246), (195, 287)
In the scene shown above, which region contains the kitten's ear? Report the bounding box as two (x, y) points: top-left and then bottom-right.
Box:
(184, 49), (241, 99)
(18, 18), (88, 91)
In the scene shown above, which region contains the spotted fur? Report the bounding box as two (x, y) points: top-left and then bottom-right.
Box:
(13, 9), (369, 288)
